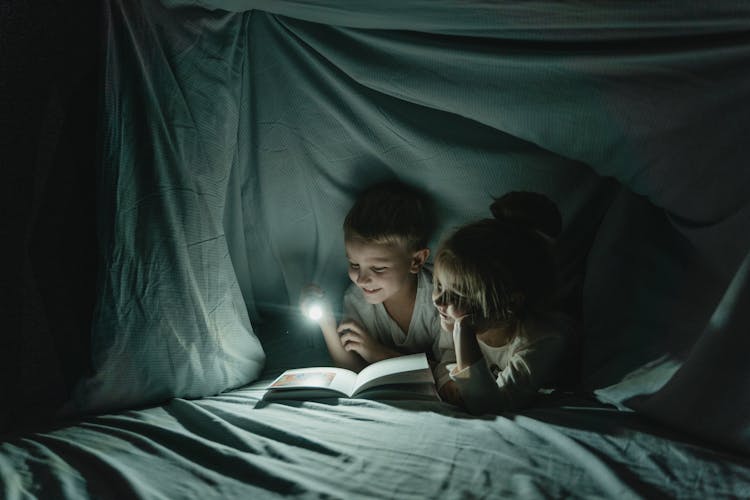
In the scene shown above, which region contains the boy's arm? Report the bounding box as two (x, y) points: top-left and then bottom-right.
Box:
(300, 284), (366, 372)
(322, 292), (368, 372)
(320, 316), (367, 372)
(337, 319), (402, 364)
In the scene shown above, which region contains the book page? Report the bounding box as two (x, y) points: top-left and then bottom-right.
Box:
(267, 367), (358, 396)
(352, 353), (433, 395)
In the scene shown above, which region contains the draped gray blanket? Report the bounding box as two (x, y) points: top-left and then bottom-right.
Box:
(63, 0), (750, 457)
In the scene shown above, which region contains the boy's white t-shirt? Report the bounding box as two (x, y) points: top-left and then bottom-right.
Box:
(342, 267), (454, 389)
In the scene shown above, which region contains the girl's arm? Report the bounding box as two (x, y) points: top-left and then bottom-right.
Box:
(453, 317), (484, 371)
(450, 318), (567, 414)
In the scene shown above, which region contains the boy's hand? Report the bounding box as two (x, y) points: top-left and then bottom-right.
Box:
(299, 284), (336, 332)
(337, 320), (400, 364)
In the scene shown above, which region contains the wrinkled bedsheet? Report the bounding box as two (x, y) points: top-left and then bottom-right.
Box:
(3, 385), (749, 499)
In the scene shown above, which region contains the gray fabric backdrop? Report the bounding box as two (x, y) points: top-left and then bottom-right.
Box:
(68, 0), (750, 454)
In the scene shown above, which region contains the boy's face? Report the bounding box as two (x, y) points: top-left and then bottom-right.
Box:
(345, 238), (423, 305)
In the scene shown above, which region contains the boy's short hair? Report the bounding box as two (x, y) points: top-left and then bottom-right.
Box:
(343, 181), (433, 251)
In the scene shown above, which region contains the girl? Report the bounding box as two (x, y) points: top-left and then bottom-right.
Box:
(433, 191), (570, 414)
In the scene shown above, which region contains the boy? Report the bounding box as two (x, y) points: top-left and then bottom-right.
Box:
(301, 181), (454, 392)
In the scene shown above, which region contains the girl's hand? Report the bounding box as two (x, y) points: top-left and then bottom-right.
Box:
(452, 313), (479, 340)
(337, 320), (399, 364)
(452, 314), (484, 370)
(299, 284), (336, 332)
(452, 313), (496, 339)
(438, 380), (463, 406)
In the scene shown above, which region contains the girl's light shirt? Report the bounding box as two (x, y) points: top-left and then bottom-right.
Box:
(448, 315), (568, 414)
(343, 267), (455, 389)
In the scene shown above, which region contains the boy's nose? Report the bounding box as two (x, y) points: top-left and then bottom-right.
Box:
(356, 270), (371, 284)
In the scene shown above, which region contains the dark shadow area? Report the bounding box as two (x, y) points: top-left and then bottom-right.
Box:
(1, 0), (101, 434)
(524, 392), (750, 463)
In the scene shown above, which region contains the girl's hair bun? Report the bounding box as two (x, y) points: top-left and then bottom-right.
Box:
(490, 191), (562, 240)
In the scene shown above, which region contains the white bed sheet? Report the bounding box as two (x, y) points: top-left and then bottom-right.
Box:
(2, 385), (749, 499)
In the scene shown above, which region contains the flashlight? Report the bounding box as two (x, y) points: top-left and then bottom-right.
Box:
(306, 302), (323, 321)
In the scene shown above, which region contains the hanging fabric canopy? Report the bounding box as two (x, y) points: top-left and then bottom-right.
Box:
(68, 0), (750, 454)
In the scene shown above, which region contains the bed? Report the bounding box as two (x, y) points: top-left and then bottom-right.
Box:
(4, 0), (750, 498)
(3, 367), (750, 499)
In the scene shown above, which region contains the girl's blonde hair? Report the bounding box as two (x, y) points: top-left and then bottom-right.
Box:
(434, 192), (561, 323)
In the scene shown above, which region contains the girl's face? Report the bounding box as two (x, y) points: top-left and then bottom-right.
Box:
(432, 269), (473, 332)
(345, 238), (421, 305)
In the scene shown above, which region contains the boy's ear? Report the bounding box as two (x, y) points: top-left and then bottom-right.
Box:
(410, 248), (430, 273)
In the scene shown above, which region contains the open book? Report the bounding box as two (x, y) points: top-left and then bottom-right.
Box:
(263, 353), (437, 401)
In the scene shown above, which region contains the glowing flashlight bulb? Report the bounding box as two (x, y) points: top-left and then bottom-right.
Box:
(307, 303), (323, 321)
